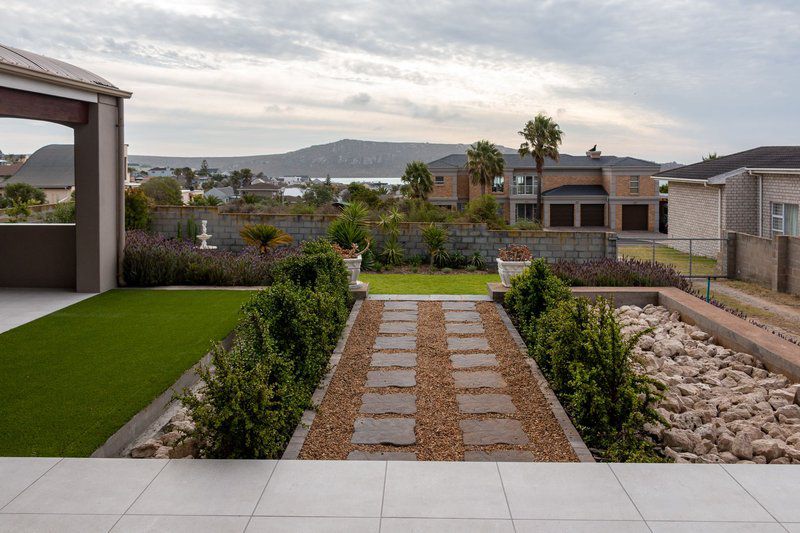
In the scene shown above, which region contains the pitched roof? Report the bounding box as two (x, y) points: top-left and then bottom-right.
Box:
(427, 153), (657, 170)
(0, 162), (23, 177)
(543, 185), (608, 197)
(655, 146), (800, 181)
(1, 144), (73, 188)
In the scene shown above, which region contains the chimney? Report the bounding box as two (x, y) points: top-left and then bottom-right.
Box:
(586, 145), (601, 159)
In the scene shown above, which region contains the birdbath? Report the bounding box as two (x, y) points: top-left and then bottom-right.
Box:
(197, 220), (217, 250)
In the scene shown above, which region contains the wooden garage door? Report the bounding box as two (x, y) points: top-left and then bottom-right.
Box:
(550, 204), (574, 227)
(622, 205), (648, 231)
(580, 204), (605, 227)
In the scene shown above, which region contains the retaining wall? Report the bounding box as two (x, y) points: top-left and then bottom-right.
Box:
(151, 206), (618, 265)
(727, 231), (800, 296)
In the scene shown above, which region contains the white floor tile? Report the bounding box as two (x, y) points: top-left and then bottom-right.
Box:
(724, 464), (800, 523)
(514, 520), (650, 532)
(112, 514), (249, 533)
(0, 513), (119, 533)
(0, 458), (60, 509)
(381, 518), (514, 532)
(246, 516), (379, 532)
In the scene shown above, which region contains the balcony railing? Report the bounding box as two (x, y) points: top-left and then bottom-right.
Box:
(510, 184), (536, 195)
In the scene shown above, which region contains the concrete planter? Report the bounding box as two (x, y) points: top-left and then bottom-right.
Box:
(343, 255), (363, 287)
(497, 258), (532, 287)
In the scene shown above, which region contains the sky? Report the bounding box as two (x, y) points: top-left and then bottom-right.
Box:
(1, 0), (799, 163)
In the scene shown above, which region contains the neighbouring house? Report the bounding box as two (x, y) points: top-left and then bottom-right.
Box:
(426, 148), (660, 230)
(0, 161), (22, 178)
(0, 144), (74, 203)
(147, 166), (173, 178)
(281, 186), (304, 203)
(239, 181), (283, 200)
(655, 146), (800, 257)
(205, 186), (236, 203)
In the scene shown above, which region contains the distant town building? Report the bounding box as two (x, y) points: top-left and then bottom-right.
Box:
(239, 181), (283, 200)
(205, 186), (236, 203)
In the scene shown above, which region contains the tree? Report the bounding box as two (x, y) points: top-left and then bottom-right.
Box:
(518, 113), (564, 222)
(140, 176), (183, 205)
(181, 167), (196, 190)
(228, 168), (254, 193)
(401, 161), (434, 200)
(702, 152), (718, 161)
(198, 159), (210, 176)
(125, 188), (152, 230)
(302, 182), (334, 206)
(347, 182), (382, 208)
(3, 182), (46, 205)
(466, 140), (505, 196)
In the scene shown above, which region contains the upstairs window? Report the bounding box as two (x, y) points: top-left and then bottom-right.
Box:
(434, 176), (444, 185)
(629, 176), (640, 195)
(492, 175), (504, 193)
(773, 203), (799, 236)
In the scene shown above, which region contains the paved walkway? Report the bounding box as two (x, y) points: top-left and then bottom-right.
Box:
(0, 288), (95, 334)
(1, 458), (798, 531)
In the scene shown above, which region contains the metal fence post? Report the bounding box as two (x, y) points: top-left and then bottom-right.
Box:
(651, 240), (656, 264)
(688, 239), (693, 278)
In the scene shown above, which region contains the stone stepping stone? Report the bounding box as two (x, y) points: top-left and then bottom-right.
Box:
(460, 419), (529, 445)
(374, 336), (416, 351)
(445, 311), (481, 323)
(447, 337), (490, 351)
(360, 393), (416, 414)
(382, 311), (418, 322)
(371, 352), (417, 368)
(464, 450), (535, 462)
(442, 301), (476, 310)
(379, 322), (417, 334)
(457, 394), (515, 413)
(450, 353), (498, 369)
(452, 371), (506, 389)
(446, 323), (484, 334)
(384, 301), (418, 310)
(352, 418), (416, 445)
(366, 370), (416, 388)
(347, 451), (417, 461)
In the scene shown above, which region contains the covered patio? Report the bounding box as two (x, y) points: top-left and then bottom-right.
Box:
(0, 44), (131, 293)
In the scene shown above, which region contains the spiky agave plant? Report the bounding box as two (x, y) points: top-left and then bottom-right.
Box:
(421, 222), (449, 267)
(378, 207), (405, 266)
(239, 224), (293, 254)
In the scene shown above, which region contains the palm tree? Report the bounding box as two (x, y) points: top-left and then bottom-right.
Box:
(401, 161), (434, 200)
(239, 224), (293, 254)
(517, 114), (564, 222)
(466, 140), (505, 196)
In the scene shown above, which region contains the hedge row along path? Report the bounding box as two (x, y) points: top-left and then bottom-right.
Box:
(299, 298), (577, 461)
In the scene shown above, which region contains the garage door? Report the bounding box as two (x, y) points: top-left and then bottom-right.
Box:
(580, 204), (605, 227)
(550, 204), (574, 227)
(622, 205), (648, 231)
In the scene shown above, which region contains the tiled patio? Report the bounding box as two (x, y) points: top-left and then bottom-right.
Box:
(0, 288), (95, 334)
(1, 458), (798, 532)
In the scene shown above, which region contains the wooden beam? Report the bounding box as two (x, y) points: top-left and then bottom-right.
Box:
(0, 86), (89, 124)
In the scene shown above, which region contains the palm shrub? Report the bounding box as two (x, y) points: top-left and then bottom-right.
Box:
(466, 140), (505, 195)
(421, 223), (450, 267)
(518, 113), (564, 221)
(327, 201), (370, 251)
(240, 224), (293, 254)
(401, 161), (434, 200)
(377, 207), (404, 266)
(468, 251), (486, 270)
(504, 258), (571, 338)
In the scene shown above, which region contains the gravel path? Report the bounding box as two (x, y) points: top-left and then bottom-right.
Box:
(299, 298), (576, 461)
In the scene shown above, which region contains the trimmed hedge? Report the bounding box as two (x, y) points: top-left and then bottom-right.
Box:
(181, 240), (352, 458)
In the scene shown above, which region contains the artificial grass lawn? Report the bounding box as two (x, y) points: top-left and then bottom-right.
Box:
(0, 289), (254, 457)
(618, 244), (718, 276)
(360, 273), (500, 294)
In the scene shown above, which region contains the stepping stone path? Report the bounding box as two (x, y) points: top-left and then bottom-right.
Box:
(347, 299), (536, 462)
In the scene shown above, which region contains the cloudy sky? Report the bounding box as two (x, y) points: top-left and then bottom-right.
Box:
(1, 0), (798, 163)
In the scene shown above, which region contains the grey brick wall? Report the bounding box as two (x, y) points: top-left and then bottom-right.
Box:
(724, 172), (758, 235)
(787, 237), (800, 296)
(667, 181), (722, 257)
(729, 231), (800, 297)
(150, 206), (617, 266)
(761, 174), (800, 238)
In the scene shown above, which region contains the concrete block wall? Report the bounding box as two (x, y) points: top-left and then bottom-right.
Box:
(786, 237), (800, 296)
(728, 231), (800, 297)
(150, 206), (617, 266)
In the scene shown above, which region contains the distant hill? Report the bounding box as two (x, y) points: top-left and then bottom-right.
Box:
(129, 139), (516, 178)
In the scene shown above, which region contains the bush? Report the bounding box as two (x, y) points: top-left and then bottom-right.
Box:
(421, 223), (449, 267)
(125, 188), (152, 230)
(141, 176), (183, 205)
(404, 199), (454, 223)
(239, 224), (293, 254)
(3, 182), (46, 205)
(327, 201), (370, 251)
(42, 200), (76, 223)
(464, 194), (506, 228)
(550, 258), (690, 291)
(504, 259), (571, 337)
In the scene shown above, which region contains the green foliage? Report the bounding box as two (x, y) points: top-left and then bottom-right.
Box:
(518, 113), (564, 176)
(125, 188), (152, 230)
(43, 200), (76, 223)
(401, 160), (434, 200)
(378, 207), (404, 266)
(302, 182), (335, 206)
(421, 223), (450, 267)
(3, 182), (46, 205)
(404, 199), (453, 223)
(347, 182), (382, 208)
(512, 219), (543, 230)
(464, 194), (506, 229)
(466, 140), (505, 195)
(327, 201), (371, 250)
(289, 202), (317, 215)
(5, 199), (36, 222)
(239, 224), (293, 254)
(468, 251), (486, 270)
(504, 259), (571, 337)
(189, 195), (223, 206)
(141, 176), (183, 205)
(659, 183), (668, 194)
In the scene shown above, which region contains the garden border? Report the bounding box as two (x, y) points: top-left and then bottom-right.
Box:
(281, 299), (363, 459)
(90, 332), (236, 458)
(493, 302), (595, 462)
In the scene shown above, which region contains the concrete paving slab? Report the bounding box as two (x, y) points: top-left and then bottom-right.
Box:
(453, 371), (506, 389)
(646, 522), (785, 533)
(450, 353), (498, 369)
(514, 520), (649, 533)
(128, 459), (275, 516)
(724, 464), (800, 523)
(382, 311), (418, 322)
(379, 322), (417, 334)
(441, 302), (477, 310)
(382, 518), (514, 532)
(460, 419), (529, 445)
(0, 457), (60, 509)
(113, 515), (249, 533)
(247, 516), (380, 532)
(446, 323), (485, 334)
(255, 460), (385, 517)
(352, 418), (416, 445)
(373, 336), (416, 351)
(0, 289), (96, 334)
(448, 337), (490, 351)
(0, 514), (119, 533)
(360, 393), (416, 414)
(366, 370), (416, 388)
(347, 451), (417, 461)
(457, 394), (515, 414)
(371, 352), (417, 367)
(445, 311), (482, 323)
(464, 450), (534, 462)
(383, 301), (418, 310)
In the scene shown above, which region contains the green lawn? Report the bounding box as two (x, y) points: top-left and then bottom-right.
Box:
(618, 244), (718, 276)
(361, 273), (500, 294)
(0, 289), (254, 457)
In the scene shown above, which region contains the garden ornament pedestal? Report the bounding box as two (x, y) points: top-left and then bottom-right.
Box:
(344, 255), (363, 288)
(197, 220), (217, 250)
(496, 258), (531, 287)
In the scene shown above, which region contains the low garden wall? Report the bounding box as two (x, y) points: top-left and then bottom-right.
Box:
(151, 206), (617, 265)
(727, 231), (800, 296)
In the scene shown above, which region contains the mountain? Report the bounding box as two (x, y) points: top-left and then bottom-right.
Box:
(129, 139), (516, 178)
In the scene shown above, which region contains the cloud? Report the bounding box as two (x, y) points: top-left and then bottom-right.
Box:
(344, 92), (372, 106)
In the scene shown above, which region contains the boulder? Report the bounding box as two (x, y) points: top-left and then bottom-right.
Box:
(153, 446), (172, 459)
(638, 335), (656, 351)
(776, 404), (800, 423)
(159, 430), (183, 447)
(718, 451), (739, 463)
(751, 439), (784, 462)
(169, 437), (199, 458)
(130, 439), (160, 459)
(169, 419), (195, 434)
(690, 330), (710, 341)
(717, 432), (734, 452)
(662, 428), (699, 452)
(731, 433), (754, 460)
(654, 339), (685, 358)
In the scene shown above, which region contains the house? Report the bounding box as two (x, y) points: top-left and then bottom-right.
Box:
(0, 144), (74, 203)
(147, 166), (173, 178)
(239, 181), (282, 200)
(205, 186), (236, 203)
(655, 146), (800, 257)
(0, 161), (23, 178)
(426, 148), (660, 230)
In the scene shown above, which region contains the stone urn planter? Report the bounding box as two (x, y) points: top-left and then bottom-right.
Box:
(497, 258), (532, 287)
(343, 255), (363, 288)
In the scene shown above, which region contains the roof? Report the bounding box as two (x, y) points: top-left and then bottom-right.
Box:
(0, 43), (130, 98)
(0, 144), (73, 188)
(655, 146), (800, 181)
(0, 162), (23, 177)
(542, 185), (608, 197)
(205, 186), (235, 198)
(427, 153), (657, 171)
(240, 182), (281, 191)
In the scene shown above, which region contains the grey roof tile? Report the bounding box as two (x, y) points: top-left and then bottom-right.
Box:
(655, 146), (800, 180)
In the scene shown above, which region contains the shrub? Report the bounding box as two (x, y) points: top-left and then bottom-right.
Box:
(141, 176), (183, 205)
(421, 223), (450, 267)
(404, 199), (454, 223)
(240, 224), (293, 254)
(464, 194), (506, 228)
(550, 258), (690, 291)
(512, 219), (542, 231)
(468, 251), (486, 270)
(3, 182), (46, 205)
(125, 188), (152, 230)
(378, 207), (404, 266)
(504, 259), (571, 337)
(42, 200), (76, 223)
(327, 201), (370, 250)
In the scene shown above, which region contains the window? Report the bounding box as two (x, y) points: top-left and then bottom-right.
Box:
(492, 175), (504, 193)
(516, 203), (536, 221)
(512, 175), (536, 195)
(773, 203), (799, 236)
(629, 176), (640, 195)
(434, 176), (444, 185)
